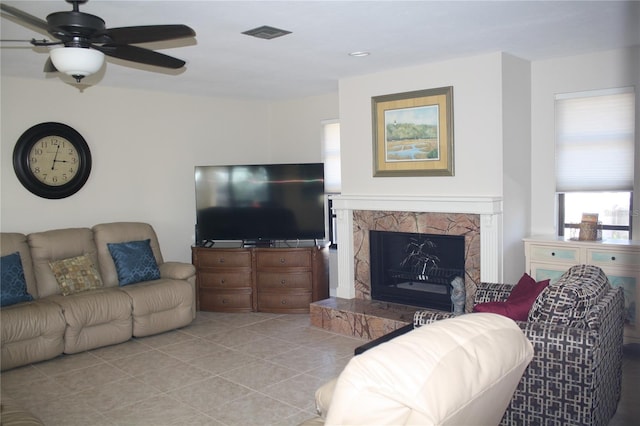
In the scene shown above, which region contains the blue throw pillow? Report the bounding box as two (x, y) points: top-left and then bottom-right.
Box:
(107, 239), (161, 286)
(1, 252), (34, 307)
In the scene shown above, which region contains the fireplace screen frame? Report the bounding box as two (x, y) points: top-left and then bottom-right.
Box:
(369, 230), (465, 311)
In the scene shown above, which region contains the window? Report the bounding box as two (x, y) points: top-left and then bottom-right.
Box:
(555, 87), (635, 239)
(322, 120), (341, 247)
(558, 192), (632, 240)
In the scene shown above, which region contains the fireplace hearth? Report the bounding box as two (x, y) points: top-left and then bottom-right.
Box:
(370, 230), (465, 311)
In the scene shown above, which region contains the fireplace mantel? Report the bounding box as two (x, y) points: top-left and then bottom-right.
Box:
(331, 195), (503, 215)
(331, 194), (503, 299)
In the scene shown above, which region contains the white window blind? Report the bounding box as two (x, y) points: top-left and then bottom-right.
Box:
(322, 120), (341, 193)
(555, 87), (635, 192)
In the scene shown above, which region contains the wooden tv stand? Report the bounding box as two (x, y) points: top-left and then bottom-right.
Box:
(192, 243), (329, 313)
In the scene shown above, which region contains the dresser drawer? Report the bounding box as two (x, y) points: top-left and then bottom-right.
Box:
(257, 272), (312, 289)
(587, 249), (640, 269)
(257, 292), (312, 312)
(256, 250), (311, 268)
(529, 245), (579, 263)
(197, 250), (252, 268)
(199, 271), (251, 289)
(199, 289), (253, 311)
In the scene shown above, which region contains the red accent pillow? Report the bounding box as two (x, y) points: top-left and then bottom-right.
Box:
(473, 273), (550, 321)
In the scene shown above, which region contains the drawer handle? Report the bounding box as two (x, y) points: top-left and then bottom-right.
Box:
(281, 299), (287, 304)
(280, 279), (286, 286)
(611, 256), (616, 261)
(218, 258), (225, 263)
(551, 252), (556, 256)
(220, 279), (226, 285)
(279, 258), (286, 264)
(222, 299), (227, 304)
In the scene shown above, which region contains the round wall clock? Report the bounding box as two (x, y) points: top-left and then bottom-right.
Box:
(13, 122), (92, 199)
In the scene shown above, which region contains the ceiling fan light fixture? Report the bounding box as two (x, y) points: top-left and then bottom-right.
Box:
(49, 47), (104, 82)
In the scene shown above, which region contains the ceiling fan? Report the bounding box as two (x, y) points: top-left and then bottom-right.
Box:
(0, 0), (196, 82)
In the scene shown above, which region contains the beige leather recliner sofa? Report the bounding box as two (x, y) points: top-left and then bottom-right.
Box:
(1, 222), (196, 371)
(301, 313), (534, 426)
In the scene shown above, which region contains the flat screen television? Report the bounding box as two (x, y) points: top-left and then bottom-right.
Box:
(195, 163), (326, 245)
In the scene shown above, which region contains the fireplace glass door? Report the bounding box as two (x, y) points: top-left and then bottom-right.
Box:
(370, 230), (465, 311)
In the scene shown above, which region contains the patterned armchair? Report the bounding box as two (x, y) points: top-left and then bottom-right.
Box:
(413, 265), (625, 426)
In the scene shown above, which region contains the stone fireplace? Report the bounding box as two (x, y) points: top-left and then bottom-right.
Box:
(310, 195), (503, 340)
(354, 211), (480, 312)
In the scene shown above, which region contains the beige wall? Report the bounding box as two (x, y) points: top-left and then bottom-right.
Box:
(338, 52), (531, 282)
(530, 46), (640, 237)
(338, 52), (504, 197)
(0, 77), (338, 262)
(337, 47), (639, 282)
(2, 46), (637, 273)
(501, 54), (532, 282)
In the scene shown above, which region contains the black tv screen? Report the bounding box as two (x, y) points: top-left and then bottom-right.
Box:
(195, 163), (325, 244)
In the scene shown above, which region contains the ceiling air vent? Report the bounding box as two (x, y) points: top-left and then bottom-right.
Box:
(242, 25), (292, 40)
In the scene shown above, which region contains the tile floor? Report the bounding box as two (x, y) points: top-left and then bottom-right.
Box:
(0, 311), (366, 426)
(1, 311), (638, 426)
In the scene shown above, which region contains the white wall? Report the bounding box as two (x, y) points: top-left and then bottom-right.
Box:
(339, 52), (504, 198)
(530, 47), (640, 237)
(338, 52), (525, 281)
(1, 77), (339, 262)
(268, 93), (339, 162)
(3, 46), (637, 283)
(501, 54), (532, 282)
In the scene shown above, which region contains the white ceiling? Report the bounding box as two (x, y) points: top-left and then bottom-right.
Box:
(1, 0), (639, 101)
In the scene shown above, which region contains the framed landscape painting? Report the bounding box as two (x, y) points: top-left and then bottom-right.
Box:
(372, 86), (454, 177)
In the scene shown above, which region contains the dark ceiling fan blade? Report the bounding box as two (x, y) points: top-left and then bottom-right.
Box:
(94, 44), (186, 69)
(98, 25), (195, 44)
(0, 3), (49, 32)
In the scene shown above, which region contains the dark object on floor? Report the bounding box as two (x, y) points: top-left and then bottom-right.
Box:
(354, 323), (413, 355)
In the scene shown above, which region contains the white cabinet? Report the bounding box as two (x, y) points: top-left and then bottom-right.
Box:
(524, 236), (640, 344)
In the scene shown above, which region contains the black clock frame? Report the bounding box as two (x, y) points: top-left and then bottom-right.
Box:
(13, 122), (92, 199)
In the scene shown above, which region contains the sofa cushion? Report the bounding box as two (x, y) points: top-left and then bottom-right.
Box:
(473, 273), (549, 321)
(49, 254), (103, 296)
(528, 264), (610, 327)
(0, 396), (44, 425)
(93, 222), (165, 287)
(1, 252), (34, 307)
(28, 228), (98, 298)
(118, 279), (193, 337)
(324, 313), (534, 425)
(108, 239), (161, 286)
(50, 288), (132, 354)
(1, 299), (66, 371)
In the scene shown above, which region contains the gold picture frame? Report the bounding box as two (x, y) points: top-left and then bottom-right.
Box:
(372, 86), (454, 177)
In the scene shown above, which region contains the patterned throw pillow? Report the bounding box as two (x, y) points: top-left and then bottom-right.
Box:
(107, 239), (160, 286)
(1, 252), (34, 307)
(528, 264), (610, 327)
(49, 254), (103, 296)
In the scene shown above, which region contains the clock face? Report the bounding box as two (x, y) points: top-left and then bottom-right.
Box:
(13, 122), (92, 199)
(28, 135), (81, 186)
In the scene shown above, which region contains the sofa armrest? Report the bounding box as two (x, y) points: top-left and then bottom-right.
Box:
(159, 262), (196, 280)
(474, 282), (513, 304)
(413, 309), (456, 327)
(505, 288), (624, 426)
(517, 319), (595, 348)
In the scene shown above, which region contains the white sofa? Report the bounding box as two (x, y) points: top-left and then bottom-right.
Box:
(1, 222), (195, 371)
(302, 313), (534, 425)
